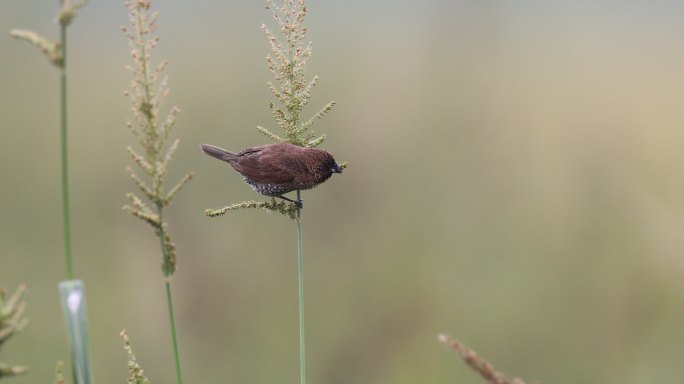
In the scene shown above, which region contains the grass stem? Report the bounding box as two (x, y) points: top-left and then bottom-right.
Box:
(296, 190), (306, 384)
(157, 205), (184, 384)
(165, 280), (183, 384)
(60, 20), (74, 281)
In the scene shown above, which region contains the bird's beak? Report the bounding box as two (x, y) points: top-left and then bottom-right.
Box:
(333, 163), (343, 174)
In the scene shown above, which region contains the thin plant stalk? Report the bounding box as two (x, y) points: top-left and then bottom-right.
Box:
(164, 281), (183, 384)
(59, 17), (74, 281)
(57, 10), (92, 384)
(296, 189), (305, 384)
(159, 205), (183, 384)
(122, 2), (194, 383)
(10, 2), (91, 383)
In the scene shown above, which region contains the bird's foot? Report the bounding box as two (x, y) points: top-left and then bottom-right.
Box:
(277, 195), (303, 209)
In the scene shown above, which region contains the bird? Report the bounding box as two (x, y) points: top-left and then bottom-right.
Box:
(200, 142), (342, 208)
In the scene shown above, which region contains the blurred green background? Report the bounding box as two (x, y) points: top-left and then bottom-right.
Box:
(2, 1), (684, 383)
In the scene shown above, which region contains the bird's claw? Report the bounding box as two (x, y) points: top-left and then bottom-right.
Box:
(276, 195), (303, 209)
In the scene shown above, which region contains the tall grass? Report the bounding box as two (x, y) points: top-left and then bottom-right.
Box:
(122, 1), (194, 383)
(10, 3), (92, 383)
(203, 2), (340, 383)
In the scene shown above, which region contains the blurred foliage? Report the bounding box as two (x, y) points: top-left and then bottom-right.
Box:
(2, 1), (684, 384)
(9, 0), (88, 68)
(0, 285), (28, 379)
(439, 334), (526, 384)
(120, 330), (151, 384)
(54, 362), (66, 384)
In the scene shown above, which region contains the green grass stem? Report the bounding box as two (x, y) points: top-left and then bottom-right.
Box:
(296, 190), (306, 384)
(164, 280), (183, 384)
(60, 19), (74, 281)
(157, 205), (184, 384)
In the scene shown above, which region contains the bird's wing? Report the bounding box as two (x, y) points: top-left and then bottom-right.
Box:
(235, 149), (307, 185)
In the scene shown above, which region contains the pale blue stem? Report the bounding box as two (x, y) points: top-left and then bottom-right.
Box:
(59, 280), (93, 384)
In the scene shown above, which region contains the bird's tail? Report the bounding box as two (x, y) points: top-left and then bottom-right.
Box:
(200, 144), (237, 162)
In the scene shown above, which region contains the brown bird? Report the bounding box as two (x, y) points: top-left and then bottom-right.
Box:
(200, 142), (342, 208)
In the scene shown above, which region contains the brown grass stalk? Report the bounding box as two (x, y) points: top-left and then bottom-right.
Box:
(438, 333), (528, 384)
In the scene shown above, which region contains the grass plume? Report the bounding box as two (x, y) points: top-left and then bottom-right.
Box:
(0, 285), (29, 380)
(122, 0), (193, 278)
(438, 333), (527, 384)
(205, 199), (298, 220)
(120, 330), (151, 384)
(9, 1), (87, 67)
(122, 1), (191, 383)
(258, 0), (335, 147)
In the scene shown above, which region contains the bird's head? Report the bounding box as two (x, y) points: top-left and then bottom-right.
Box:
(309, 147), (343, 177)
(323, 154), (343, 174)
